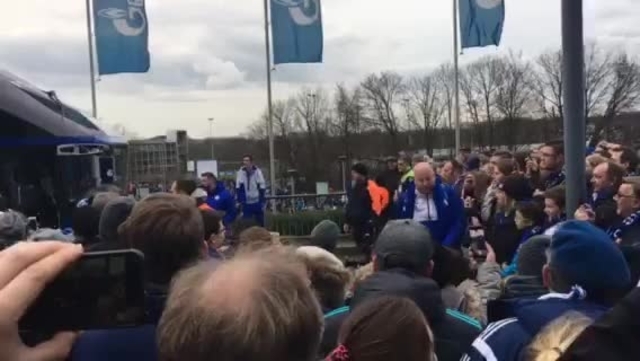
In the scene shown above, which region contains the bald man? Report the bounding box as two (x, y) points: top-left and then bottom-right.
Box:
(157, 249), (323, 361)
(396, 162), (465, 248)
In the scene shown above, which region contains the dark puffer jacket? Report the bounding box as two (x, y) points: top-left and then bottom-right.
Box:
(321, 269), (482, 361)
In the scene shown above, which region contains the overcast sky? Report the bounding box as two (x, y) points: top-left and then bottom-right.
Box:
(1, 0), (636, 138)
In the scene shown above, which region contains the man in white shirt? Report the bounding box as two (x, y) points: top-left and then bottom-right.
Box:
(396, 163), (465, 248)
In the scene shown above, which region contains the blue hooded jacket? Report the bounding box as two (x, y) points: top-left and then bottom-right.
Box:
(463, 289), (609, 361)
(206, 182), (237, 225)
(396, 178), (465, 248)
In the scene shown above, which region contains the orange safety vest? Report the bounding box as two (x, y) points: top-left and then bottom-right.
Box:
(367, 180), (390, 217)
(198, 203), (214, 211)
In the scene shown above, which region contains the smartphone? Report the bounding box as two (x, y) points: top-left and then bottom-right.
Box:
(20, 249), (146, 333)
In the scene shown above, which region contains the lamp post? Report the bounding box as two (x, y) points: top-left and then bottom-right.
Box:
(561, 0), (586, 217)
(338, 155), (347, 192)
(208, 117), (215, 160)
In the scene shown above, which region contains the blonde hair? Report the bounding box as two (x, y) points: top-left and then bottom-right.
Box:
(296, 246), (350, 310)
(525, 312), (592, 361)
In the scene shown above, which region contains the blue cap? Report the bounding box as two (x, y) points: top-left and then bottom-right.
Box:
(550, 220), (630, 292)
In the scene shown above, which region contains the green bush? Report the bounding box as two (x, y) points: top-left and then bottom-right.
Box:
(266, 210), (345, 236)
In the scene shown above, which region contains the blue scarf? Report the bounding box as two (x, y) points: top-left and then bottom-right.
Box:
(545, 213), (566, 230)
(609, 210), (640, 240)
(520, 226), (543, 244)
(544, 170), (566, 190)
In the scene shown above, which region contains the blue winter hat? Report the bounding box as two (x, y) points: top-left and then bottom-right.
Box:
(549, 220), (630, 293)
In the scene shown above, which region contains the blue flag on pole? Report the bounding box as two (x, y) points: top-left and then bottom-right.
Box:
(93, 0), (150, 75)
(270, 0), (323, 64)
(459, 0), (505, 49)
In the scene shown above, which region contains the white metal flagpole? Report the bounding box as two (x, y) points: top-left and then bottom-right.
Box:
(263, 0), (277, 211)
(453, 0), (461, 152)
(85, 0), (98, 118)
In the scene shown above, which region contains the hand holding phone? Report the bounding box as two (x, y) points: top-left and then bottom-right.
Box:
(0, 242), (82, 361)
(575, 204), (595, 221)
(20, 249), (146, 333)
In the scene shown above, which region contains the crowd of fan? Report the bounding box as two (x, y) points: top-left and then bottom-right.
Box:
(0, 140), (639, 361)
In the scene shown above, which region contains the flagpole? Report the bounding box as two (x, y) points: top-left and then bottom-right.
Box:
(85, 0), (98, 118)
(263, 0), (277, 211)
(453, 0), (461, 153)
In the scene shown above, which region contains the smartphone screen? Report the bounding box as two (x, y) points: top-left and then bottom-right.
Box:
(20, 249), (146, 333)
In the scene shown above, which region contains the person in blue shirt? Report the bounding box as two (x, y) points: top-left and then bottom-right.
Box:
(201, 172), (237, 226)
(396, 162), (465, 249)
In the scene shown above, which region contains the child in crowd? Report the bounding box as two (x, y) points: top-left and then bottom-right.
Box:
(501, 201), (546, 277)
(543, 186), (567, 230)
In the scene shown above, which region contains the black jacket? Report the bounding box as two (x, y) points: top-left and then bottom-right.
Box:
(378, 169), (401, 196)
(560, 287), (640, 361)
(321, 269), (481, 361)
(345, 180), (372, 226)
(489, 211), (522, 265)
(591, 189), (618, 230)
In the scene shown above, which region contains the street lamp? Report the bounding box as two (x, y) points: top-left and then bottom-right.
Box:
(207, 117), (215, 160)
(338, 155), (348, 192)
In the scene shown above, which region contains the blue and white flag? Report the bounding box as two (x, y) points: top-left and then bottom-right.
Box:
(459, 0), (505, 49)
(270, 0), (323, 64)
(93, 0), (150, 75)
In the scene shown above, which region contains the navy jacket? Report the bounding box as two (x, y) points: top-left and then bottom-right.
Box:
(70, 286), (167, 361)
(396, 179), (465, 248)
(206, 182), (237, 225)
(463, 289), (608, 361)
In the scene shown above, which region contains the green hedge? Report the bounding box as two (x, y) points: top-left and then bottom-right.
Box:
(266, 210), (345, 236)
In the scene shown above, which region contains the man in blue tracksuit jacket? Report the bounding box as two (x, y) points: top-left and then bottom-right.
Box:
(462, 221), (631, 361)
(396, 162), (465, 249)
(201, 172), (237, 226)
(236, 155), (266, 226)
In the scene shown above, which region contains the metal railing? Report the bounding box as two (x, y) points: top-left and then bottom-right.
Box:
(265, 192), (347, 213)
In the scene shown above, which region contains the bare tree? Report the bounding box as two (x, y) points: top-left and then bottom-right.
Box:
(294, 88), (331, 180)
(360, 72), (405, 150)
(467, 56), (504, 147)
(494, 53), (534, 146)
(531, 49), (563, 137)
(331, 84), (365, 160)
(248, 99), (299, 172)
(532, 44), (612, 138)
(459, 68), (483, 146)
(593, 52), (640, 138)
(584, 43), (613, 119)
(405, 74), (444, 155)
(434, 64), (456, 132)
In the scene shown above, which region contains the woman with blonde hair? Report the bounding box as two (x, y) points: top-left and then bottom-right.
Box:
(525, 312), (592, 361)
